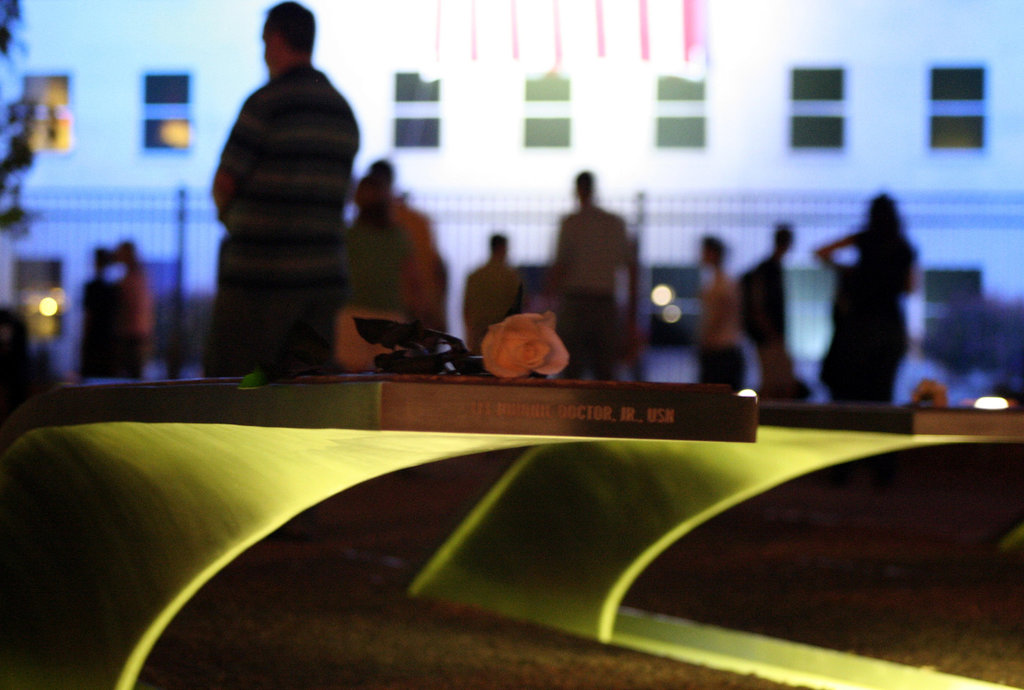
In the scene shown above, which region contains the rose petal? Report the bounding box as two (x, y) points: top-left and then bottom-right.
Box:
(534, 335), (569, 375)
(481, 312), (571, 378)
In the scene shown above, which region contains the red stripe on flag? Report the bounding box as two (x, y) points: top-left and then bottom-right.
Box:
(639, 0), (650, 61)
(553, 0), (563, 70)
(595, 0), (606, 58)
(470, 0), (478, 61)
(435, 0), (442, 63)
(511, 0), (519, 60)
(683, 0), (703, 62)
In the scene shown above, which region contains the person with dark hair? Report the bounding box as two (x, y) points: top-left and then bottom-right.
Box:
(367, 159), (447, 330)
(816, 193), (917, 403)
(80, 246), (119, 378)
(547, 171), (637, 380)
(741, 223), (804, 398)
(816, 194), (917, 488)
(333, 172), (416, 371)
(0, 309), (28, 423)
(698, 235), (745, 390)
(206, 1), (360, 377)
(113, 241), (155, 379)
(263, 1), (315, 53)
(463, 233), (523, 353)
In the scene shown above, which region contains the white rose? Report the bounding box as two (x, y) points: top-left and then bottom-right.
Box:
(481, 312), (570, 378)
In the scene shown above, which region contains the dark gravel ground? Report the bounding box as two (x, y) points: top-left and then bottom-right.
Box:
(141, 443), (1024, 689)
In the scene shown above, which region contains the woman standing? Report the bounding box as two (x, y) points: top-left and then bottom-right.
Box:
(816, 193), (917, 403)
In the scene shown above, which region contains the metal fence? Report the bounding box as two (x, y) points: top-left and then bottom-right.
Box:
(11, 187), (1024, 391)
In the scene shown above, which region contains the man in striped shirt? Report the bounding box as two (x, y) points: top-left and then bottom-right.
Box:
(206, 1), (359, 377)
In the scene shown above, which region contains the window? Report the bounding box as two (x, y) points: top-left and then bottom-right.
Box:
(143, 73), (191, 150)
(790, 68), (844, 149)
(23, 75), (73, 152)
(923, 268), (981, 339)
(393, 72), (440, 148)
(655, 76), (706, 149)
(524, 75), (570, 148)
(929, 67), (985, 149)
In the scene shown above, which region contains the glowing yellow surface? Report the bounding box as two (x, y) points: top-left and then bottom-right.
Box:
(411, 427), (981, 641)
(2, 380), (1022, 690)
(0, 419), (564, 690)
(411, 426), (1024, 689)
(613, 608), (1017, 690)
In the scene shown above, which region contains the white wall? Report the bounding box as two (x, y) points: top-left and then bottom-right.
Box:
(17, 0), (1024, 195)
(11, 0), (1024, 380)
(702, 0), (1024, 192)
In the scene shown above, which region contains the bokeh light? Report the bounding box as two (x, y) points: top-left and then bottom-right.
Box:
(974, 396), (1010, 410)
(651, 284), (675, 307)
(660, 304), (682, 323)
(38, 296), (59, 317)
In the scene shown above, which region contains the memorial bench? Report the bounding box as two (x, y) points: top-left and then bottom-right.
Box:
(0, 376), (1022, 690)
(412, 399), (1024, 690)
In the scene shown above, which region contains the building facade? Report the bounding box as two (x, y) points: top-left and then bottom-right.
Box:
(18, 1), (1024, 193)
(6, 0), (1024, 384)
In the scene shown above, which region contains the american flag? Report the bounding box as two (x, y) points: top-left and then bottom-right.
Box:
(433, 0), (707, 75)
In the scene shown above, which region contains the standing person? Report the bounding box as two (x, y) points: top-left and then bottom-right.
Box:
(698, 235), (745, 390)
(462, 233), (523, 353)
(206, 1), (360, 377)
(816, 193), (917, 403)
(0, 309), (28, 423)
(741, 223), (802, 399)
(367, 159), (447, 331)
(113, 241), (155, 379)
(80, 246), (119, 379)
(546, 171), (637, 380)
(333, 173), (416, 371)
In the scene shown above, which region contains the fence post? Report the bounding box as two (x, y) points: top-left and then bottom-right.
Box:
(631, 191), (648, 381)
(166, 186), (187, 379)
(0, 231), (11, 307)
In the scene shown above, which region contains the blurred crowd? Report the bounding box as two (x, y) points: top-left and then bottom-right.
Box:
(0, 3), (920, 427)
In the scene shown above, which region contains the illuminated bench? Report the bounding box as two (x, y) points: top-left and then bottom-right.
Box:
(0, 376), (751, 690)
(411, 400), (1024, 690)
(1, 377), (1022, 690)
